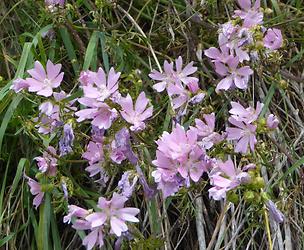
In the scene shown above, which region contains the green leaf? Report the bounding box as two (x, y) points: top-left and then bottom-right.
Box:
(275, 156), (304, 185)
(261, 83), (276, 117)
(99, 32), (109, 72)
(83, 31), (99, 71)
(10, 158), (28, 197)
(38, 193), (51, 250)
(0, 95), (23, 153)
(0, 155), (10, 222)
(0, 234), (15, 247)
(50, 205), (62, 250)
(59, 27), (80, 74)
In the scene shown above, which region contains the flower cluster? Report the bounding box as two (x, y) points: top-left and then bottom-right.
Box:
(63, 193), (140, 250)
(205, 0), (283, 92)
(149, 56), (205, 111)
(12, 1), (288, 249)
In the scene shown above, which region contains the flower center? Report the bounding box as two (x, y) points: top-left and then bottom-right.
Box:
(43, 79), (52, 87)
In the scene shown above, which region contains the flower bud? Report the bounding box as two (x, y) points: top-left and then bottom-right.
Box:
(244, 191), (255, 202)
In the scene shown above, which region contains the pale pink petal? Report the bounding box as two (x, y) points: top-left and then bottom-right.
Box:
(46, 60), (62, 81)
(83, 230), (98, 250)
(37, 87), (53, 97)
(135, 92), (148, 114)
(51, 72), (64, 88)
(110, 217), (128, 236)
(27, 61), (46, 81)
(86, 212), (107, 228)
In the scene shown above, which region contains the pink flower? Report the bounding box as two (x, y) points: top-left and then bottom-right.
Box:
(82, 67), (120, 102)
(156, 124), (197, 162)
(119, 92), (153, 131)
(266, 114), (279, 129)
(118, 171), (138, 198)
(192, 113), (224, 149)
(34, 146), (58, 176)
(233, 0), (263, 28)
(204, 45), (231, 64)
(152, 125), (208, 197)
(167, 83), (190, 109)
(83, 228), (104, 250)
(152, 150), (183, 197)
(26, 60), (64, 97)
(24, 175), (45, 209)
(34, 101), (62, 134)
(82, 141), (103, 164)
(218, 27), (250, 63)
(215, 56), (253, 91)
(63, 205), (90, 224)
(220, 21), (238, 40)
(226, 117), (257, 154)
(76, 98), (118, 129)
(82, 141), (108, 184)
(79, 70), (96, 86)
(193, 113), (216, 138)
(177, 146), (207, 185)
(229, 101), (263, 124)
(85, 193), (140, 237)
(10, 78), (29, 93)
(63, 205), (103, 250)
(149, 56), (198, 92)
(209, 159), (250, 200)
(263, 28), (283, 50)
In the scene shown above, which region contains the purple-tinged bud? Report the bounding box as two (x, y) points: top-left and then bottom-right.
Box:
(135, 165), (156, 200)
(59, 124), (75, 156)
(266, 200), (284, 224)
(266, 114), (279, 129)
(110, 128), (138, 165)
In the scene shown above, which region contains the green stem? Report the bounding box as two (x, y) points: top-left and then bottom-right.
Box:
(264, 206), (273, 250)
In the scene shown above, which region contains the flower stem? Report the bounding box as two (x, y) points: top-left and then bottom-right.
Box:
(264, 206), (273, 250)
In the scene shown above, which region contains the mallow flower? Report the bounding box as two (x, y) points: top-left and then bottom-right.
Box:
(119, 92), (153, 132)
(155, 124), (197, 162)
(152, 125), (207, 197)
(118, 171), (138, 198)
(149, 56), (198, 92)
(152, 150), (184, 198)
(82, 67), (120, 102)
(24, 174), (45, 209)
(233, 0), (263, 28)
(34, 146), (58, 176)
(82, 141), (108, 185)
(191, 113), (224, 149)
(34, 101), (61, 134)
(25, 60), (64, 97)
(75, 98), (118, 130)
(263, 28), (283, 50)
(229, 101), (263, 124)
(215, 56), (253, 91)
(85, 193), (140, 237)
(208, 159), (250, 200)
(226, 117), (257, 154)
